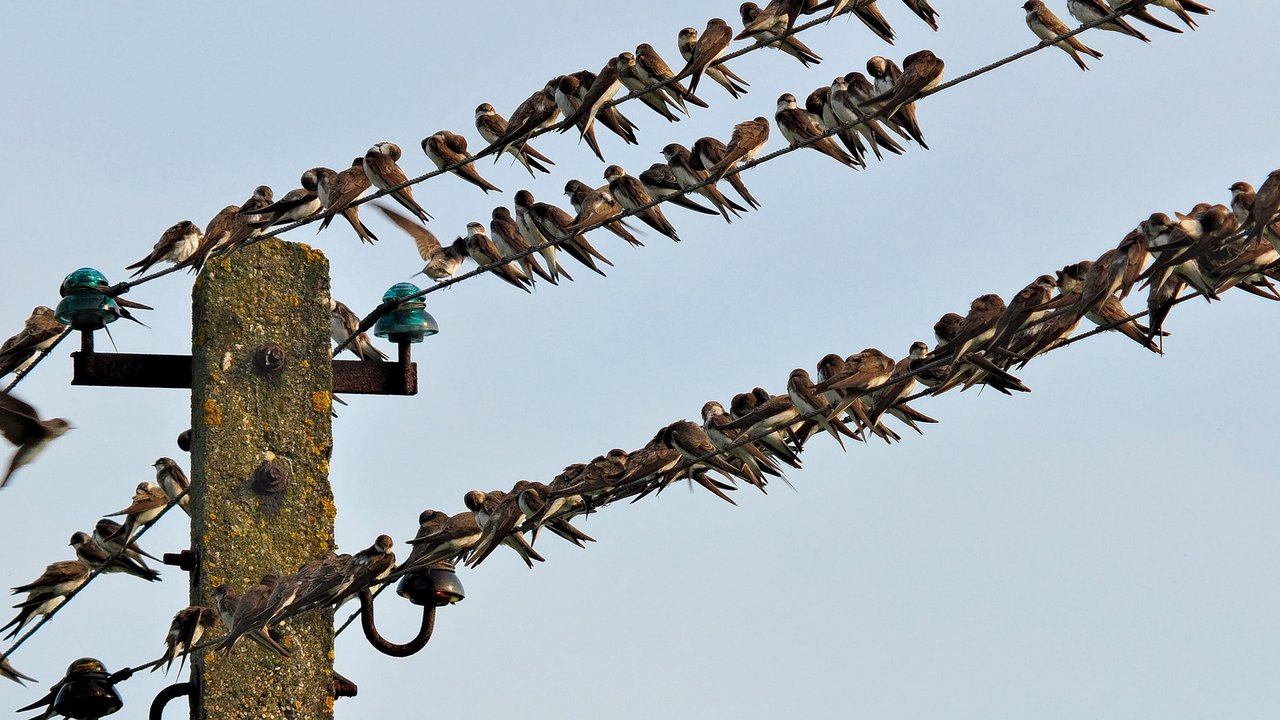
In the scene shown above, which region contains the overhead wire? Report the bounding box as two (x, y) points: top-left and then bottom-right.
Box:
(0, 487), (189, 666)
(330, 1), (1166, 355)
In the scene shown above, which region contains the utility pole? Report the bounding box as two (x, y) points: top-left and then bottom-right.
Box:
(188, 240), (336, 720)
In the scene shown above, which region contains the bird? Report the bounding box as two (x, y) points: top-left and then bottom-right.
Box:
(214, 580), (293, 657)
(830, 74), (907, 161)
(775, 94), (858, 169)
(787, 368), (852, 451)
(152, 457), (191, 515)
(701, 401), (784, 491)
(657, 421), (742, 504)
(693, 136), (762, 210)
(604, 165), (682, 242)
(155, 606), (218, 675)
(0, 307), (67, 381)
(1113, 0), (1184, 33)
(126, 220), (203, 277)
(491, 206), (557, 286)
(474, 102), (554, 177)
(375, 203), (467, 282)
(365, 142), (431, 223)
(403, 510), (483, 571)
(616, 52), (683, 122)
(513, 191), (574, 283)
(634, 42), (709, 113)
(563, 179), (642, 247)
(0, 392), (71, 489)
(706, 117), (770, 184)
(244, 170), (323, 229)
(1147, 0), (1213, 30)
(900, 0), (940, 30)
(463, 221), (532, 292)
(870, 50), (944, 118)
(865, 57), (928, 148)
(558, 60), (636, 149)
(421, 130), (502, 194)
(553, 73), (608, 162)
(92, 518), (160, 565)
(829, 0), (897, 44)
(1067, 0), (1150, 41)
(515, 189), (613, 277)
(70, 530), (160, 581)
(737, 0), (805, 40)
(10, 560), (90, 600)
(638, 163), (722, 217)
(738, 2), (824, 66)
(1023, 1), (1106, 71)
(661, 143), (749, 223)
(679, 20), (748, 98)
(464, 490), (545, 568)
(106, 481), (169, 542)
(213, 185), (275, 258)
(1, 656), (36, 686)
(331, 298), (387, 361)
(483, 79), (562, 160)
(1244, 169), (1280, 246)
(314, 159), (379, 244)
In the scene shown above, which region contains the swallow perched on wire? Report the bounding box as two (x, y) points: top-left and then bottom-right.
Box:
(152, 457), (190, 516)
(463, 222), (533, 292)
(331, 299), (387, 361)
(314, 159), (379, 244)
(634, 42), (709, 113)
(365, 142), (432, 223)
(70, 530), (160, 581)
(0, 392), (71, 490)
(474, 102), (554, 177)
(1146, 0), (1213, 29)
(483, 79), (562, 160)
(661, 143), (748, 223)
(490, 206), (556, 286)
(6, 561), (89, 641)
(869, 50), (944, 119)
(244, 170), (323, 230)
(615, 52), (682, 122)
(604, 165), (681, 242)
(155, 605), (218, 675)
(105, 481), (169, 542)
(515, 189), (613, 277)
(126, 220), (203, 278)
(563, 179), (642, 247)
(679, 20), (748, 98)
(775, 94), (858, 169)
(422, 130), (502, 194)
(214, 580), (293, 658)
(463, 490), (545, 568)
(1067, 0), (1150, 42)
(402, 510), (483, 572)
(738, 2), (823, 66)
(0, 307), (66, 382)
(638, 162), (721, 217)
(705, 117), (770, 186)
(1023, 1), (1105, 70)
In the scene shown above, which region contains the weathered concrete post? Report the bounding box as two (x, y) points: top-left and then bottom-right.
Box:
(189, 239), (336, 720)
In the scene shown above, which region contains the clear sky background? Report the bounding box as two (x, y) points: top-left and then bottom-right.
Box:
(1, 2), (1277, 718)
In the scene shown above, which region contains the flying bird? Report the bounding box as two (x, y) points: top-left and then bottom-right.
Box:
(0, 392), (71, 489)
(375, 203), (467, 282)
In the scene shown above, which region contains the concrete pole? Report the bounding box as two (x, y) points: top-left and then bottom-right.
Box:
(188, 240), (336, 720)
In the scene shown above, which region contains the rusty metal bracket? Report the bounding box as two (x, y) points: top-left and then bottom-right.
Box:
(70, 330), (419, 395)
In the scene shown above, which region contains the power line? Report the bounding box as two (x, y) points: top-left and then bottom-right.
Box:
(0, 488), (189, 665)
(330, 1), (1164, 355)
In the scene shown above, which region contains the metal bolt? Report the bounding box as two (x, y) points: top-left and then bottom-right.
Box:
(253, 342), (286, 372)
(253, 459), (289, 495)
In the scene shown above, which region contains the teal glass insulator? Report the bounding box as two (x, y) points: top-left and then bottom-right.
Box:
(372, 283), (439, 343)
(55, 268), (120, 330)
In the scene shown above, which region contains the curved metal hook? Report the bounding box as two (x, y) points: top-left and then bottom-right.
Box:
(149, 681), (194, 720)
(358, 588), (437, 657)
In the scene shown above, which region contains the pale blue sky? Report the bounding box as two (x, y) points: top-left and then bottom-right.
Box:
(2, 2), (1277, 718)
